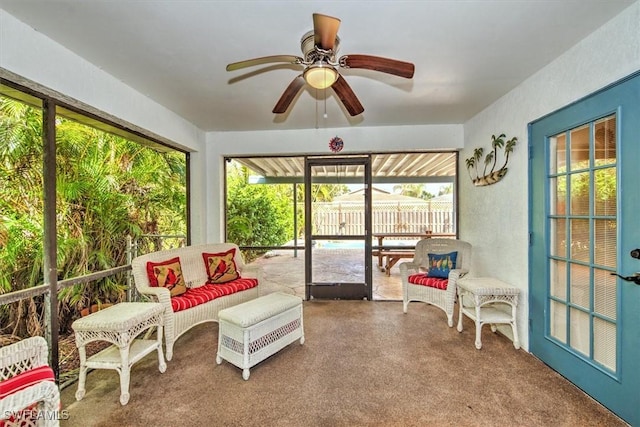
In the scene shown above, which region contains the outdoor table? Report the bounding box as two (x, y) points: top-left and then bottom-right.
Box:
(72, 302), (166, 405)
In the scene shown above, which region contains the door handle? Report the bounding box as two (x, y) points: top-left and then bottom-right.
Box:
(610, 272), (640, 285)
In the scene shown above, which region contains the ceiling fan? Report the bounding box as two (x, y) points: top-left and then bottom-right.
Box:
(226, 13), (415, 117)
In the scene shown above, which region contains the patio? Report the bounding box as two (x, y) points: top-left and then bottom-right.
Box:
(250, 247), (404, 301)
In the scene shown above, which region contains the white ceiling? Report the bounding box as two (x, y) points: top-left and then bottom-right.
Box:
(0, 1), (635, 133)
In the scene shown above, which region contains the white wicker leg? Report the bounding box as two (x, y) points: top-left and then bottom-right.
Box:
(474, 305), (483, 350)
(456, 294), (464, 332)
(156, 325), (167, 373)
(165, 338), (174, 362)
(511, 304), (520, 349)
(446, 313), (454, 327)
(242, 329), (250, 376)
(299, 311), (305, 345)
(216, 326), (222, 365)
(118, 346), (131, 406)
(75, 345), (87, 401)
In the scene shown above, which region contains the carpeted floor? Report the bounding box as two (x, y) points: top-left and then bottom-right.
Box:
(60, 300), (626, 427)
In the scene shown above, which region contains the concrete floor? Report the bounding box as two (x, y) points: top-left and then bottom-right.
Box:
(249, 247), (403, 300)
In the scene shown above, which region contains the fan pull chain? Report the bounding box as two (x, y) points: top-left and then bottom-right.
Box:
(323, 69), (328, 119)
(324, 89), (328, 119)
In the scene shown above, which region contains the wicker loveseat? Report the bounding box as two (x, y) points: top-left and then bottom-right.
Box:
(399, 238), (472, 326)
(0, 336), (60, 427)
(131, 243), (261, 361)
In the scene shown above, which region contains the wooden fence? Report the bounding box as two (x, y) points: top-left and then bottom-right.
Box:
(312, 200), (455, 235)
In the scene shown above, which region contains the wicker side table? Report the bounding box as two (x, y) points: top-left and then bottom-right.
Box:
(72, 302), (166, 405)
(456, 277), (520, 350)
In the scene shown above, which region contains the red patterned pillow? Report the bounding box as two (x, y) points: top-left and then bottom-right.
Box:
(202, 248), (240, 284)
(146, 257), (187, 297)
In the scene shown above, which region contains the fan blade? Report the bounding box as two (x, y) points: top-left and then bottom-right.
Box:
(273, 75), (306, 114)
(226, 55), (302, 71)
(313, 13), (341, 50)
(339, 54), (415, 78)
(331, 75), (364, 116)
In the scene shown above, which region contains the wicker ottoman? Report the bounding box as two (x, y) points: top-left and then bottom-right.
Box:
(216, 292), (304, 380)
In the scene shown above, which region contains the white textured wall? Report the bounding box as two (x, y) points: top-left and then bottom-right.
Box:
(460, 1), (640, 350)
(0, 9), (209, 242)
(205, 125), (464, 241)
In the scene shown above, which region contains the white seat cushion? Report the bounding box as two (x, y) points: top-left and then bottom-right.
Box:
(218, 292), (302, 328)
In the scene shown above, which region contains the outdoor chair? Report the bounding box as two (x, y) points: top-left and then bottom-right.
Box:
(399, 238), (472, 326)
(0, 336), (60, 427)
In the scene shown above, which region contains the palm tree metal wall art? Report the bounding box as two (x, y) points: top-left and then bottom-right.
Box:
(465, 133), (517, 186)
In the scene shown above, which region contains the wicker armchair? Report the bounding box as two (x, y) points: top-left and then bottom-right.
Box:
(0, 336), (60, 427)
(399, 238), (472, 326)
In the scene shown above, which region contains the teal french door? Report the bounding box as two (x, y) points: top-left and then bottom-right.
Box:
(529, 72), (640, 425)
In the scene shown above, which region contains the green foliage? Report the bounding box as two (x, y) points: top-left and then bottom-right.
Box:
(555, 160), (616, 204)
(0, 96), (187, 334)
(226, 162), (294, 260)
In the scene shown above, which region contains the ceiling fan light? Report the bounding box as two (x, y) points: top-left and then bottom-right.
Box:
(304, 63), (338, 89)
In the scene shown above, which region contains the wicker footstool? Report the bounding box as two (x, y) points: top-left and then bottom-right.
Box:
(216, 292), (304, 380)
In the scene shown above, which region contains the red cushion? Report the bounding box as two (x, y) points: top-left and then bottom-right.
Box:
(170, 278), (258, 312)
(408, 274), (449, 290)
(0, 365), (55, 399)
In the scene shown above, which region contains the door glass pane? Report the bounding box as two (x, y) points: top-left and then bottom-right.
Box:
(550, 300), (567, 343)
(550, 218), (566, 258)
(550, 260), (567, 299)
(570, 307), (590, 356)
(594, 115), (616, 165)
(569, 125), (589, 171)
(594, 268), (617, 320)
(570, 219), (589, 262)
(594, 317), (616, 371)
(570, 172), (590, 215)
(549, 133), (566, 174)
(551, 176), (567, 215)
(594, 168), (616, 216)
(594, 219), (616, 268)
(569, 263), (590, 309)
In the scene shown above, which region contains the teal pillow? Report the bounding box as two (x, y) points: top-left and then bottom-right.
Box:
(426, 251), (458, 279)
